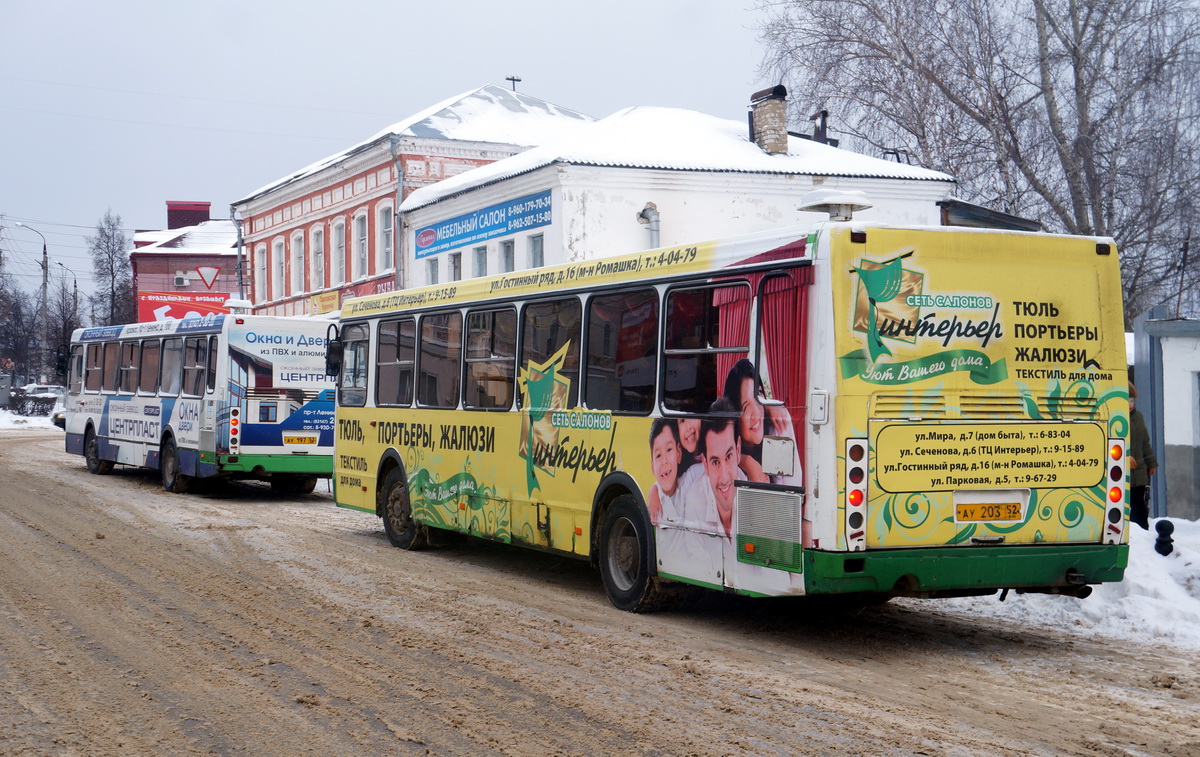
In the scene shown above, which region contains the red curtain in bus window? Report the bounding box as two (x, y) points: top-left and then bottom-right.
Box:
(713, 283), (751, 382)
(760, 267), (813, 406)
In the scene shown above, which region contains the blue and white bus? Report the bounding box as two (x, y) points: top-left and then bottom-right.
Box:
(64, 314), (335, 494)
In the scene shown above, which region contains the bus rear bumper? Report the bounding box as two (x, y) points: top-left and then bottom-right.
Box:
(219, 454), (332, 476)
(803, 543), (1129, 597)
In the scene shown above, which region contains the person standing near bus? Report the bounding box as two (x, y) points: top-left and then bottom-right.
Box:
(1128, 382), (1158, 530)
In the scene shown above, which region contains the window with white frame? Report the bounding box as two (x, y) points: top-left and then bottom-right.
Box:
(450, 252), (462, 282)
(332, 220), (346, 284)
(473, 245), (487, 278)
(310, 226), (325, 290)
(501, 240), (515, 273)
(291, 232), (305, 294)
(377, 205), (394, 271)
(254, 244), (267, 301)
(427, 258), (439, 285)
(354, 212), (368, 279)
(272, 239), (285, 299)
(528, 234), (544, 268)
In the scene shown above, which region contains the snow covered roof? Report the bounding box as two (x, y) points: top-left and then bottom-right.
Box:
(131, 219), (238, 255)
(236, 84), (595, 204)
(402, 106), (955, 212)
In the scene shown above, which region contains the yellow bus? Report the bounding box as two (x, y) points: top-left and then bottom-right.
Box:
(326, 218), (1129, 611)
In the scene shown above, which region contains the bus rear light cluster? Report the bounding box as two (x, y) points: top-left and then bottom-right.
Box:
(229, 407), (240, 453)
(1104, 438), (1126, 544)
(845, 438), (868, 552)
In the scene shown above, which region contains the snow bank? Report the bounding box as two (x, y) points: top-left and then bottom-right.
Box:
(930, 517), (1200, 650)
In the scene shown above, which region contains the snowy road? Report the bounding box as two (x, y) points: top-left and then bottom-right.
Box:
(1, 428), (1197, 756)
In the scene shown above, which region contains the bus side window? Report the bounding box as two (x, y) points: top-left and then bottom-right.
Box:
(585, 289), (658, 414)
(68, 346), (83, 394)
(139, 340), (161, 395)
(521, 298), (581, 410)
(85, 344), (103, 392)
(182, 336), (207, 397)
(339, 324), (369, 407)
(160, 338), (183, 397)
(464, 308), (516, 410)
(206, 336), (218, 393)
(118, 342), (139, 395)
(376, 318), (414, 407)
(101, 342), (120, 393)
(662, 283), (750, 413)
(416, 312), (462, 408)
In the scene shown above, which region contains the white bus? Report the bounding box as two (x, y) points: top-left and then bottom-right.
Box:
(64, 314), (335, 494)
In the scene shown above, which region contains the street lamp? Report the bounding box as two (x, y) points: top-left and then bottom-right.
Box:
(13, 222), (49, 383)
(57, 260), (78, 320)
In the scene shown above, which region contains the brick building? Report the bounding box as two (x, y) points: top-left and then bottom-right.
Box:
(130, 201), (239, 321)
(230, 85), (594, 316)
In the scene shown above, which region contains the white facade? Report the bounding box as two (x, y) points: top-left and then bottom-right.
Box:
(401, 106), (955, 287)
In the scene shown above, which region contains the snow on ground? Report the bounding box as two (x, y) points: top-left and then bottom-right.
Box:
(3, 407), (1197, 650)
(0, 408), (58, 431)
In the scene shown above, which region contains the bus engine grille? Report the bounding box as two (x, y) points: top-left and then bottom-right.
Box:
(735, 485), (804, 573)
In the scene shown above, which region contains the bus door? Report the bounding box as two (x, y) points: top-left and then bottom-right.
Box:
(461, 308), (517, 542)
(515, 298), (583, 551)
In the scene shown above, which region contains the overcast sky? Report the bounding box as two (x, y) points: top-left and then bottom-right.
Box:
(0, 0), (766, 296)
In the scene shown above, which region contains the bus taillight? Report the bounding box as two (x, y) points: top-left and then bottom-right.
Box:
(229, 407), (240, 452)
(1103, 437), (1126, 544)
(845, 439), (868, 552)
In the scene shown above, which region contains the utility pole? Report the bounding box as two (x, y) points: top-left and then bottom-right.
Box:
(14, 222), (48, 383)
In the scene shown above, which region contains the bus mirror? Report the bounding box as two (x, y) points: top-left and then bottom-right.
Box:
(325, 339), (343, 377)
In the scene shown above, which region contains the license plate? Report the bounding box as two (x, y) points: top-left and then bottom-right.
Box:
(284, 435), (317, 445)
(956, 502), (1022, 522)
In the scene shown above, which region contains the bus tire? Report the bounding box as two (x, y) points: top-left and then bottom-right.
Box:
(600, 494), (672, 613)
(271, 474), (318, 495)
(84, 428), (113, 475)
(161, 436), (191, 494)
(381, 467), (427, 550)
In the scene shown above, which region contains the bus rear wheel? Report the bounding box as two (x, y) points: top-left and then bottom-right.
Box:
(161, 436), (191, 494)
(84, 429), (113, 475)
(271, 474), (318, 495)
(600, 495), (676, 613)
(381, 467), (427, 550)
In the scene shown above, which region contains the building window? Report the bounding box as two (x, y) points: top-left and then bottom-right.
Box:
(378, 205), (394, 271)
(272, 239), (285, 299)
(259, 402), (278, 422)
(528, 234), (544, 268)
(501, 240), (515, 273)
(310, 226), (325, 290)
(427, 258), (439, 285)
(449, 252), (462, 282)
(332, 221), (346, 285)
(254, 244), (267, 301)
(291, 232), (305, 294)
(473, 245), (487, 278)
(354, 212), (368, 279)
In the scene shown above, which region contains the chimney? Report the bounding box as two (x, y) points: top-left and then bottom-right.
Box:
(166, 201), (211, 230)
(749, 85), (790, 155)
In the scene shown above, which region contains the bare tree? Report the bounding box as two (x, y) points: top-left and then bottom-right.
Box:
(88, 209), (134, 326)
(47, 274), (82, 381)
(758, 0), (1200, 326)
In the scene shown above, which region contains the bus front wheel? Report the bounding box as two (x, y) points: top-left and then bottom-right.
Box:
(84, 429), (113, 475)
(381, 467), (427, 550)
(600, 495), (667, 613)
(161, 436), (191, 494)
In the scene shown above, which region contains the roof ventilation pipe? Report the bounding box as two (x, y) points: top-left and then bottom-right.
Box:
(799, 189), (873, 222)
(637, 202), (661, 249)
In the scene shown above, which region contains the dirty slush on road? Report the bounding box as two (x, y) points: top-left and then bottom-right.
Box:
(0, 429), (1197, 756)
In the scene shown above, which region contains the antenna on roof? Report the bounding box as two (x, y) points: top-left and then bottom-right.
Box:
(506, 75), (522, 91)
